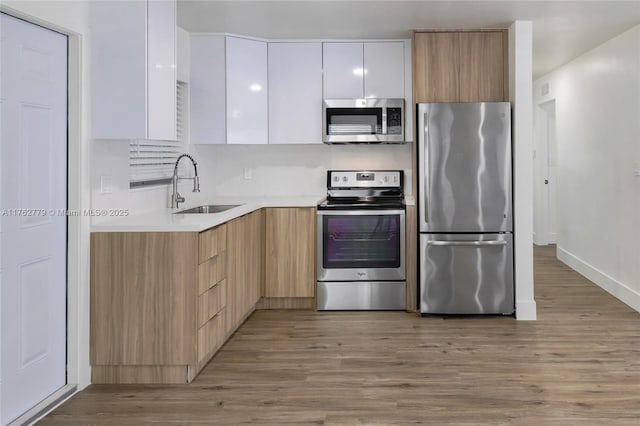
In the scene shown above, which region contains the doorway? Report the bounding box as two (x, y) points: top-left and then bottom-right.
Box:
(0, 12), (68, 425)
(544, 101), (557, 244)
(535, 100), (557, 245)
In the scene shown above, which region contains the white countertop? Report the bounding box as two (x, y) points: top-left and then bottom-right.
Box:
(91, 196), (325, 232)
(92, 194), (415, 233)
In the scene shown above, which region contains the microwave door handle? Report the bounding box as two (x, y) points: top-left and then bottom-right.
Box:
(427, 240), (508, 247)
(382, 107), (387, 135)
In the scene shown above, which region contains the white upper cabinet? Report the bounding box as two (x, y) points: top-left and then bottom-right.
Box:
(190, 35), (267, 145)
(91, 0), (176, 140)
(190, 35), (226, 144)
(322, 43), (364, 99)
(364, 42), (405, 99)
(268, 43), (323, 144)
(226, 36), (268, 145)
(323, 41), (406, 100)
(147, 0), (177, 140)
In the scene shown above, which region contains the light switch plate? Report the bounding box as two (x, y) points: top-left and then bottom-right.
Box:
(243, 167), (253, 180)
(100, 175), (113, 194)
(634, 161), (640, 177)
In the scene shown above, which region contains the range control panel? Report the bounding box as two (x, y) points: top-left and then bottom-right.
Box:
(327, 170), (403, 188)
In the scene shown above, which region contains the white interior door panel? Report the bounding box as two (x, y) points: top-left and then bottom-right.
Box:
(0, 13), (67, 425)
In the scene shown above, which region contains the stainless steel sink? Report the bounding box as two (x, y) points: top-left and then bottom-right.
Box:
(175, 204), (242, 214)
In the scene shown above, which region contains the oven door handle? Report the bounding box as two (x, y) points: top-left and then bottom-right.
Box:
(317, 209), (406, 216)
(427, 240), (507, 247)
(330, 236), (396, 242)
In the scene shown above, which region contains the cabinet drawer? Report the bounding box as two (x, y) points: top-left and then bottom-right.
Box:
(198, 251), (226, 295)
(198, 225), (227, 263)
(198, 279), (226, 328)
(197, 311), (224, 362)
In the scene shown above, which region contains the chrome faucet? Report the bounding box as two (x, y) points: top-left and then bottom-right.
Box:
(171, 154), (200, 208)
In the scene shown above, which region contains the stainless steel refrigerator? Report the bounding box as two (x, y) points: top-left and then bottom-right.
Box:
(418, 102), (514, 315)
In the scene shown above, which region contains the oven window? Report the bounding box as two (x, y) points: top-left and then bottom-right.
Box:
(323, 214), (401, 269)
(326, 107), (383, 135)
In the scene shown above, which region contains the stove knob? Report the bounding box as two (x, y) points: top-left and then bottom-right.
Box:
(383, 176), (389, 183)
(342, 176), (348, 183)
(333, 176), (339, 182)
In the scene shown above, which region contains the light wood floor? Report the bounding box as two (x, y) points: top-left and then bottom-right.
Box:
(41, 246), (640, 425)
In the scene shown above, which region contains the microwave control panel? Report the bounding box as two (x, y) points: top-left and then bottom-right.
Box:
(387, 107), (403, 135)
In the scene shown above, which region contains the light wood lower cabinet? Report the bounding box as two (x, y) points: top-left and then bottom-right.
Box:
(194, 228), (227, 377)
(226, 210), (264, 334)
(265, 207), (315, 299)
(90, 208), (308, 384)
(91, 224), (231, 384)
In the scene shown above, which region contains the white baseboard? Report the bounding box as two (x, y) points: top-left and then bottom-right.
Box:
(516, 299), (537, 320)
(557, 247), (640, 313)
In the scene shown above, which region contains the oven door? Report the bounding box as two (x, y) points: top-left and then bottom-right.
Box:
(317, 209), (406, 281)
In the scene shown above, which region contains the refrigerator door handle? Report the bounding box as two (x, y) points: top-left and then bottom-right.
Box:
(427, 240), (508, 247)
(419, 110), (429, 230)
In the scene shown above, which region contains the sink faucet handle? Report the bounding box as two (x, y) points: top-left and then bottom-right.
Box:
(172, 190), (185, 208)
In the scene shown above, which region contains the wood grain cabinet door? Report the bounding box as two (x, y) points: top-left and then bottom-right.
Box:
(265, 208), (316, 298)
(458, 31), (507, 102)
(90, 232), (198, 365)
(413, 32), (459, 103)
(225, 215), (245, 332)
(248, 210), (265, 308)
(225, 210), (264, 334)
(413, 30), (507, 103)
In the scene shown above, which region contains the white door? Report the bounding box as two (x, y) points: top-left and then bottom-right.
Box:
(0, 13), (68, 425)
(544, 101), (557, 243)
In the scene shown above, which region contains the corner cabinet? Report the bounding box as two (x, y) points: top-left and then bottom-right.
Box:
(190, 35), (268, 144)
(226, 210), (264, 332)
(90, 0), (176, 140)
(414, 30), (508, 103)
(268, 42), (323, 144)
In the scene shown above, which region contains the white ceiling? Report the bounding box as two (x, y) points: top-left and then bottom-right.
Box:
(177, 0), (640, 79)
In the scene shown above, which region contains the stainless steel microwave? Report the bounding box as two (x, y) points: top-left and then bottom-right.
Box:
(323, 98), (405, 144)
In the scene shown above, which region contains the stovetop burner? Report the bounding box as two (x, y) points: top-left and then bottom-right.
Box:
(318, 170), (405, 211)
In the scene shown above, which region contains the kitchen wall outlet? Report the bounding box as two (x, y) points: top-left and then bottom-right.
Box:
(243, 167), (253, 180)
(100, 175), (113, 194)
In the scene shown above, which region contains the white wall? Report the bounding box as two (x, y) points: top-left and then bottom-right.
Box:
(2, 0), (93, 393)
(509, 21), (537, 320)
(91, 139), (173, 219)
(533, 25), (640, 312)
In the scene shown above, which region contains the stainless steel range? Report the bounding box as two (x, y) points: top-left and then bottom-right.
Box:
(317, 170), (406, 310)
